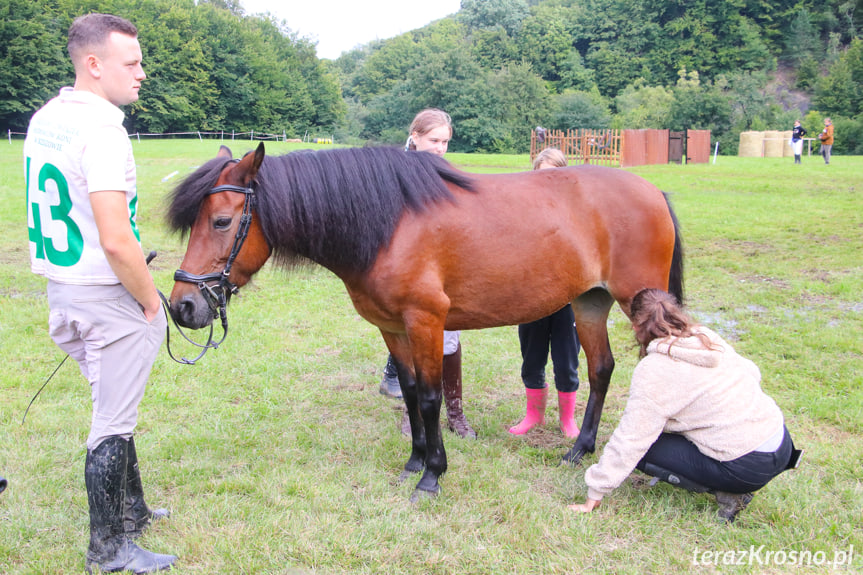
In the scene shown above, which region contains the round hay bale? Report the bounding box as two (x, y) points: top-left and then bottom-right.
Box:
(764, 130), (783, 157)
(738, 131), (763, 157)
(781, 130), (794, 157)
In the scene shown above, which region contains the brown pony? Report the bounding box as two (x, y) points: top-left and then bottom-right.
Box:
(167, 143), (683, 502)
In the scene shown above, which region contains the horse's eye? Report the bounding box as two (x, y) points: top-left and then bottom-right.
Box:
(214, 217), (232, 230)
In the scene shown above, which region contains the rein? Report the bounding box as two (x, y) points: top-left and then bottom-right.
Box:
(166, 181), (256, 365)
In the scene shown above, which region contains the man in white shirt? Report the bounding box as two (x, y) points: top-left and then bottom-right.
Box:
(24, 13), (176, 573)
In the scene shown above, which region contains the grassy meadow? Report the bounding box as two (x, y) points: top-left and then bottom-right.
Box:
(0, 139), (861, 574)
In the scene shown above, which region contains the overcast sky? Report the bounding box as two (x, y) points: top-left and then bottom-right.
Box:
(240, 0), (462, 60)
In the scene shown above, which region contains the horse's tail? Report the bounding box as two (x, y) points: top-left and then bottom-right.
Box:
(662, 192), (684, 304)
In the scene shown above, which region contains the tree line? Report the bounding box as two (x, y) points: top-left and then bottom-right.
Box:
(0, 0), (344, 136)
(335, 0), (863, 154)
(2, 0), (861, 154)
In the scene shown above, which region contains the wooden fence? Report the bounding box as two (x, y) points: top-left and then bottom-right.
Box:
(621, 129), (669, 167)
(686, 129), (712, 163)
(531, 128), (711, 167)
(531, 129), (622, 167)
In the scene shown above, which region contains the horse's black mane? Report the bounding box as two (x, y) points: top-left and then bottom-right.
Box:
(168, 146), (475, 272)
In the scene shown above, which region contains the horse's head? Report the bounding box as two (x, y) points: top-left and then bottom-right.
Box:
(169, 142), (271, 329)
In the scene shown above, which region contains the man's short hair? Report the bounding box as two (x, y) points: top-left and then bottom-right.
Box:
(67, 13), (137, 61)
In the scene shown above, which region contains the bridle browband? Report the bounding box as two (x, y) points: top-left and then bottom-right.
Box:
(164, 175), (257, 364)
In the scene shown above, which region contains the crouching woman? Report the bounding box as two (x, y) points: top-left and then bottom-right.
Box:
(569, 289), (800, 522)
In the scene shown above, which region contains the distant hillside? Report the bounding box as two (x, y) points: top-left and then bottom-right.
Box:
(332, 0), (863, 154)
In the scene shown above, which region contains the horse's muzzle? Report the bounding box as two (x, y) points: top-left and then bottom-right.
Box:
(170, 292), (216, 330)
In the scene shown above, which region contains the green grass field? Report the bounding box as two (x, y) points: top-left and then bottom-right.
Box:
(1, 139), (861, 574)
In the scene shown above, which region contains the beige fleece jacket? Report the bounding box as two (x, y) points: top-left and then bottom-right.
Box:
(585, 327), (783, 501)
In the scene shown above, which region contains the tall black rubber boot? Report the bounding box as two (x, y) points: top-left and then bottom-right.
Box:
(85, 436), (177, 574)
(125, 437), (171, 539)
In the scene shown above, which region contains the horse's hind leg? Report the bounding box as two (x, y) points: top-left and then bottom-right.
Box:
(563, 288), (615, 465)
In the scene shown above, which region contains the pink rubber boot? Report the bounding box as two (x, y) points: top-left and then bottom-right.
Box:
(508, 387), (547, 435)
(558, 391), (580, 438)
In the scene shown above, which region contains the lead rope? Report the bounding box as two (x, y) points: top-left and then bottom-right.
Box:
(22, 250), (226, 424)
(21, 355), (69, 425)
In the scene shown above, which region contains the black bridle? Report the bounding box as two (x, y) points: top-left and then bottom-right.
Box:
(164, 180), (256, 364)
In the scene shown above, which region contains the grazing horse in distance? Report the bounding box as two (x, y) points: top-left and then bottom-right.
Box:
(166, 143), (683, 502)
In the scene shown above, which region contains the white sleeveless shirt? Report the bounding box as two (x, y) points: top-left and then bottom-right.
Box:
(25, 87), (139, 285)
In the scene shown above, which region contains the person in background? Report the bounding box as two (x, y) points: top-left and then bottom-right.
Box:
(791, 120), (806, 165)
(379, 108), (476, 439)
(509, 148), (581, 438)
(818, 117), (834, 165)
(24, 13), (176, 573)
(569, 289), (799, 523)
(535, 126), (547, 144)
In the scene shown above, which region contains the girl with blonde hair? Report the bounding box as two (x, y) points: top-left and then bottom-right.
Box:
(380, 108), (476, 439)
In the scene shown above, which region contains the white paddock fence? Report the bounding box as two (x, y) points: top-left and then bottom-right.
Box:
(7, 129), (333, 144)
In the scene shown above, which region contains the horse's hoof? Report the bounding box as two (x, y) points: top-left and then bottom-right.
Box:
(398, 468), (421, 484)
(561, 447), (586, 466)
(409, 487), (439, 504)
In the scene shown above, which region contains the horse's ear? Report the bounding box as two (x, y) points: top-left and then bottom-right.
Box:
(217, 145), (233, 159)
(252, 142), (265, 173)
(235, 142), (265, 184)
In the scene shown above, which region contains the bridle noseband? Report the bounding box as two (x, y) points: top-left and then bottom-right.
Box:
(165, 178), (256, 364)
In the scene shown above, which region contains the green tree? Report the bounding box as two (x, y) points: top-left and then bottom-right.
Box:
(668, 69), (731, 134)
(351, 34), (423, 104)
(515, 10), (573, 82)
(815, 37), (863, 117)
(458, 0), (530, 36)
(785, 7), (820, 65)
(485, 62), (553, 152)
(719, 71), (774, 132)
(551, 88), (611, 130)
(0, 0), (71, 132)
(127, 0), (216, 133)
(0, 0), (343, 135)
(360, 45), (488, 149)
(556, 50), (596, 93)
(470, 27), (519, 70)
(795, 55), (821, 90)
(613, 81), (674, 128)
(585, 42), (645, 98)
(829, 115), (863, 154)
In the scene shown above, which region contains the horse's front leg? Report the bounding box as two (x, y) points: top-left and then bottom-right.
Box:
(396, 318), (447, 501)
(378, 330), (429, 482)
(563, 290), (615, 465)
(411, 365), (446, 501)
(395, 359), (427, 481)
